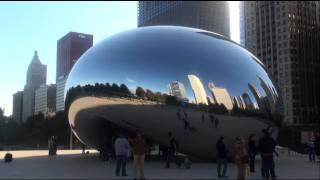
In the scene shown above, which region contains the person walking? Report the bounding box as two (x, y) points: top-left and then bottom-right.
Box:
(314, 131), (320, 162)
(114, 134), (130, 177)
(234, 136), (248, 180)
(216, 136), (229, 178)
(166, 132), (178, 168)
(248, 134), (258, 172)
(258, 129), (277, 179)
(130, 132), (146, 180)
(307, 136), (315, 162)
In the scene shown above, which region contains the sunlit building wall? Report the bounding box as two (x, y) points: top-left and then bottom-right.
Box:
(208, 82), (233, 110)
(188, 74), (208, 105)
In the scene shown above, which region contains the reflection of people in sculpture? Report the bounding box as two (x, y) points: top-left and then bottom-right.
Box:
(215, 118), (219, 128)
(176, 110), (181, 121)
(183, 111), (188, 119)
(201, 113), (205, 122)
(183, 117), (190, 131)
(209, 114), (215, 126)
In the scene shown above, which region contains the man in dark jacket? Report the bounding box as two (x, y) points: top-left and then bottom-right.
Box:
(258, 129), (277, 179)
(166, 132), (179, 168)
(248, 133), (258, 172)
(216, 136), (228, 178)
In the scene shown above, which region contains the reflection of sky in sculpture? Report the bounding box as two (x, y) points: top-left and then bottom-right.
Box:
(66, 26), (278, 110)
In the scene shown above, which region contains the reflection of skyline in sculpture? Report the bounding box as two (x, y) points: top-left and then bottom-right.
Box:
(258, 76), (277, 112)
(242, 93), (255, 110)
(208, 82), (233, 110)
(168, 81), (189, 102)
(188, 74), (208, 105)
(233, 96), (246, 109)
(248, 82), (270, 113)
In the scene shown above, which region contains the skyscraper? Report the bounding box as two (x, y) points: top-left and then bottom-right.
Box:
(22, 51), (47, 122)
(188, 74), (208, 105)
(56, 32), (93, 82)
(56, 32), (93, 111)
(35, 84), (56, 116)
(138, 1), (230, 38)
(12, 91), (23, 123)
(244, 1), (320, 125)
(208, 82), (233, 110)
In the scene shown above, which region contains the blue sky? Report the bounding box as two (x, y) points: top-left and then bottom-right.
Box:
(0, 1), (239, 116)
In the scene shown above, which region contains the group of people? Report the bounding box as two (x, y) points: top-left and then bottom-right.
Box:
(114, 132), (147, 180)
(216, 129), (277, 180)
(48, 136), (58, 156)
(307, 131), (320, 162)
(113, 131), (186, 180)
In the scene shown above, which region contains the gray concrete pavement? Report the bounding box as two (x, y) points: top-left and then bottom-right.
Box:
(0, 150), (319, 179)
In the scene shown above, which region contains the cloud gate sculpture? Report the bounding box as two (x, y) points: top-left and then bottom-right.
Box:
(65, 26), (283, 160)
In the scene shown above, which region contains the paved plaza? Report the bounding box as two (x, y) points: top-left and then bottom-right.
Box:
(0, 150), (319, 179)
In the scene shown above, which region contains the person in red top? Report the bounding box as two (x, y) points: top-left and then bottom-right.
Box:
(130, 132), (146, 180)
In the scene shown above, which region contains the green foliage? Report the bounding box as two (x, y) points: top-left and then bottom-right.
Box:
(0, 109), (70, 150)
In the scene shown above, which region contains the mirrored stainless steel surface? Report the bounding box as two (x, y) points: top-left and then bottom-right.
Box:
(65, 26), (283, 159)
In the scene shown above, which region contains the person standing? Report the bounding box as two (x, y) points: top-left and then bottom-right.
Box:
(130, 132), (146, 180)
(258, 129), (277, 179)
(114, 134), (130, 177)
(314, 131), (320, 162)
(234, 136), (248, 180)
(307, 135), (315, 162)
(248, 134), (258, 172)
(166, 132), (178, 168)
(216, 136), (229, 178)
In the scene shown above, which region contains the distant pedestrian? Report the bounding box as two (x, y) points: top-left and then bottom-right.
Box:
(314, 131), (320, 162)
(307, 136), (315, 162)
(183, 111), (188, 119)
(216, 136), (229, 178)
(48, 137), (53, 156)
(114, 134), (130, 177)
(82, 144), (86, 154)
(248, 134), (258, 172)
(258, 129), (277, 179)
(129, 132), (146, 180)
(235, 136), (248, 180)
(166, 132), (179, 168)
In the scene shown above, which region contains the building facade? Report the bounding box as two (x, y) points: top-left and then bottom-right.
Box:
(56, 76), (67, 112)
(244, 1), (320, 125)
(12, 91), (23, 123)
(138, 1), (230, 38)
(56, 32), (93, 82)
(35, 84), (56, 116)
(22, 51), (47, 122)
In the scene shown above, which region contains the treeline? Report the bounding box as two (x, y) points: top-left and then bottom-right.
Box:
(0, 108), (71, 150)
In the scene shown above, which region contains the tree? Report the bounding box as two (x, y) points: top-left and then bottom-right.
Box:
(136, 86), (145, 98)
